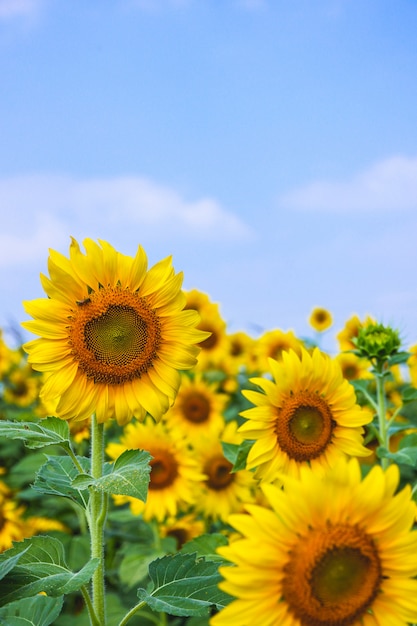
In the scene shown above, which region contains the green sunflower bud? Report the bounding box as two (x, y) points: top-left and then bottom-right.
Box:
(352, 323), (401, 362)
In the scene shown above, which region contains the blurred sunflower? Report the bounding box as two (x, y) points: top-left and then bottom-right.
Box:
(308, 306), (333, 332)
(159, 513), (206, 549)
(239, 347), (371, 482)
(335, 351), (372, 381)
(337, 313), (375, 351)
(252, 328), (303, 373)
(192, 422), (256, 523)
(211, 457), (417, 626)
(106, 418), (205, 522)
(163, 373), (228, 438)
(22, 238), (209, 424)
(184, 289), (228, 369)
(3, 365), (41, 407)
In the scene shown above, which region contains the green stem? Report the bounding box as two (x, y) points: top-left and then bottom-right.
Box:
(374, 363), (389, 469)
(118, 601), (147, 626)
(89, 415), (107, 625)
(81, 585), (100, 626)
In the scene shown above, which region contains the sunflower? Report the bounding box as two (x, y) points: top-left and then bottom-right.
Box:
(252, 328), (303, 374)
(3, 365), (41, 407)
(22, 238), (209, 424)
(337, 314), (375, 351)
(184, 289), (228, 369)
(159, 513), (206, 549)
(163, 373), (228, 439)
(106, 418), (205, 522)
(335, 351), (372, 382)
(239, 347), (372, 482)
(211, 457), (417, 626)
(308, 306), (333, 332)
(192, 421), (256, 523)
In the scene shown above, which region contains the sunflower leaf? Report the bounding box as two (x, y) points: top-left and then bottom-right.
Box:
(0, 418), (70, 450)
(0, 536), (99, 607)
(72, 449), (152, 501)
(33, 456), (90, 508)
(180, 533), (229, 561)
(222, 440), (254, 472)
(136, 552), (233, 617)
(0, 594), (64, 625)
(377, 446), (417, 467)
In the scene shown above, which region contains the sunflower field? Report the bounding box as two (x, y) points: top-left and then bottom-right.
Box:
(0, 238), (417, 626)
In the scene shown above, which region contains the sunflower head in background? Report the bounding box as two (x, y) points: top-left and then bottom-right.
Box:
(22, 238), (210, 425)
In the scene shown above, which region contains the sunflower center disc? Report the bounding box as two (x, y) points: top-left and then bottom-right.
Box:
(69, 289), (161, 384)
(205, 455), (234, 490)
(182, 392), (211, 423)
(276, 391), (335, 461)
(282, 523), (382, 626)
(150, 452), (178, 490)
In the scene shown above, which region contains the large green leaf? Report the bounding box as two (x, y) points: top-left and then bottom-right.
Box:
(0, 595), (63, 626)
(72, 449), (151, 501)
(0, 536), (99, 607)
(377, 446), (417, 467)
(137, 553), (233, 617)
(0, 418), (70, 450)
(32, 456), (90, 508)
(180, 534), (228, 562)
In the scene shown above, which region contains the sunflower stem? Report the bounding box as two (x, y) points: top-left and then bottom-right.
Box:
(89, 415), (107, 625)
(374, 362), (389, 469)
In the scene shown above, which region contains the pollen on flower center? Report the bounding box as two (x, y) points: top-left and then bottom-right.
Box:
(275, 390), (335, 461)
(69, 288), (161, 385)
(282, 523), (382, 626)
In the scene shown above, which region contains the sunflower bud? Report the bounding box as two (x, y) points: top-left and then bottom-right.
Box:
(353, 323), (401, 362)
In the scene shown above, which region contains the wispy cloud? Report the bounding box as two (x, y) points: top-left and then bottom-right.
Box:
(0, 0), (42, 19)
(0, 173), (253, 268)
(279, 155), (417, 213)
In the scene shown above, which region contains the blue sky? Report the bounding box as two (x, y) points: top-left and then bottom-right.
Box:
(1, 0), (417, 353)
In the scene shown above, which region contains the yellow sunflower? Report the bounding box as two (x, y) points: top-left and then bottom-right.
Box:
(3, 365), (41, 407)
(163, 373), (228, 439)
(159, 513), (206, 549)
(22, 238), (209, 424)
(337, 313), (375, 351)
(106, 418), (205, 522)
(308, 306), (333, 332)
(252, 328), (303, 374)
(184, 289), (228, 369)
(192, 421), (256, 523)
(335, 351), (372, 381)
(211, 457), (417, 626)
(239, 347), (372, 482)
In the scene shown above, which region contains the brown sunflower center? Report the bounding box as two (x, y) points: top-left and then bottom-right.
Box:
(69, 288), (161, 385)
(198, 324), (217, 350)
(275, 391), (335, 461)
(282, 523), (382, 626)
(205, 455), (234, 490)
(149, 450), (178, 490)
(181, 392), (211, 423)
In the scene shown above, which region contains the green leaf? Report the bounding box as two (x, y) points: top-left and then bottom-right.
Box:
(399, 432), (417, 449)
(0, 595), (64, 626)
(402, 386), (417, 403)
(136, 552), (233, 617)
(387, 351), (410, 366)
(0, 418), (70, 450)
(180, 534), (228, 562)
(72, 449), (151, 501)
(0, 536), (99, 607)
(377, 446), (417, 467)
(32, 456), (90, 508)
(221, 440), (253, 473)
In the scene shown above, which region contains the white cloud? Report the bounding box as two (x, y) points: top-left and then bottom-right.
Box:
(279, 155), (417, 213)
(0, 173), (253, 268)
(0, 0), (42, 19)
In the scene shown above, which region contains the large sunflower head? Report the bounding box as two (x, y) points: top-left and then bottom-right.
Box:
(211, 457), (417, 626)
(239, 347), (372, 482)
(22, 238), (209, 424)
